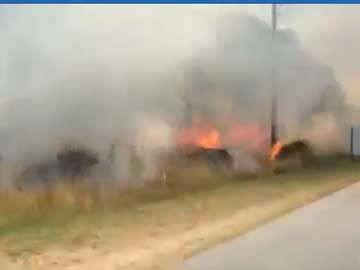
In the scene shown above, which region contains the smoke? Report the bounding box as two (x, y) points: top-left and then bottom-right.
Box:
(0, 6), (348, 181)
(302, 113), (347, 154)
(229, 148), (261, 174)
(185, 14), (344, 125)
(134, 115), (174, 180)
(280, 5), (360, 106)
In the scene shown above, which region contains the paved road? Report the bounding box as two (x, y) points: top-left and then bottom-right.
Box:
(184, 182), (360, 270)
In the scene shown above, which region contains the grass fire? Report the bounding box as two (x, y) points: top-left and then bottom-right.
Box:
(0, 5), (359, 270)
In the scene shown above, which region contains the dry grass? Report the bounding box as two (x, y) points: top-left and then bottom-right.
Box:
(0, 164), (225, 255)
(0, 158), (359, 270)
(0, 165), (218, 221)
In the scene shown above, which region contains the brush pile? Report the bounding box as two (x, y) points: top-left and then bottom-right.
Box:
(272, 139), (315, 173)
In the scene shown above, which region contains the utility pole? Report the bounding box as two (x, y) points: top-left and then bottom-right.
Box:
(270, 4), (278, 147)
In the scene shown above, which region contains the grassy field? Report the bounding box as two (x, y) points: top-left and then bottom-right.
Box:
(0, 158), (359, 270)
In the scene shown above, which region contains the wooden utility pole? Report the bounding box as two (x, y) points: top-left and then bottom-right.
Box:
(270, 4), (278, 147)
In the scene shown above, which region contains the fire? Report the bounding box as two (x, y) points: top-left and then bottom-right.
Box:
(177, 116), (269, 150)
(197, 128), (221, 149)
(177, 125), (221, 149)
(269, 141), (282, 160)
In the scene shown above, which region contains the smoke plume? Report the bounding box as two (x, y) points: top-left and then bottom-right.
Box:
(0, 6), (348, 182)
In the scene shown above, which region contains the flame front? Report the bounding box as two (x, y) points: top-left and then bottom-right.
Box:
(269, 141), (282, 160)
(177, 116), (269, 150)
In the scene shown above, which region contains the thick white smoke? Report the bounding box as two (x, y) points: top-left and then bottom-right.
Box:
(183, 14), (345, 133)
(0, 6), (348, 181)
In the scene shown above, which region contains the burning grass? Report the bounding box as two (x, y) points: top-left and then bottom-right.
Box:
(0, 158), (359, 269)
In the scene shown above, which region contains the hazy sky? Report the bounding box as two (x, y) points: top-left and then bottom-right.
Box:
(1, 5), (360, 105)
(267, 5), (360, 105)
(1, 4), (360, 104)
(197, 4), (360, 105)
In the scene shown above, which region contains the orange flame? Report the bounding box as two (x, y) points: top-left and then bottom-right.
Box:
(177, 125), (221, 149)
(177, 117), (268, 150)
(269, 141), (282, 160)
(197, 129), (221, 149)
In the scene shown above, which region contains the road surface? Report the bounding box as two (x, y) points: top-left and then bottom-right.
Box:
(184, 181), (360, 270)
